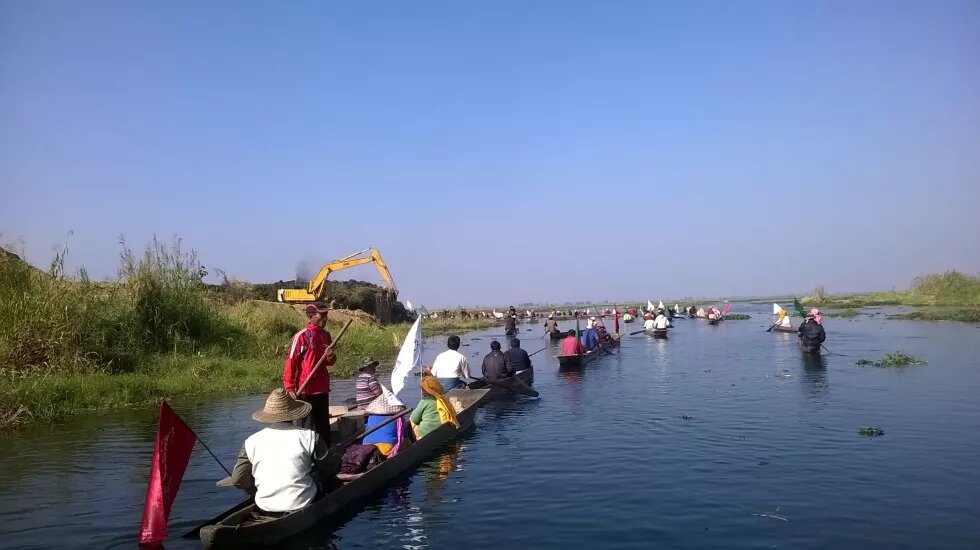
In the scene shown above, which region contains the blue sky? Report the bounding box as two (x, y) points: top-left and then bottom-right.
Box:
(2, 1), (978, 307)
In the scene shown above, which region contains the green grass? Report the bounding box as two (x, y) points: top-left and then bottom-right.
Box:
(722, 314), (751, 320)
(802, 271), (980, 308)
(420, 317), (496, 335)
(887, 309), (980, 323)
(822, 308), (861, 318)
(0, 241), (414, 430)
(855, 352), (926, 368)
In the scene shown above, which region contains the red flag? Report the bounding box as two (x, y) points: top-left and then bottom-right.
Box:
(613, 308), (620, 334)
(139, 401), (197, 545)
(723, 303), (731, 314)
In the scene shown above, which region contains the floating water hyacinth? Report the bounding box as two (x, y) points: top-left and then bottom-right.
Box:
(855, 352), (926, 368)
(858, 427), (885, 436)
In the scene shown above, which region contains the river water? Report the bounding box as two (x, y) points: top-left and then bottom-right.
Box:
(2, 305), (979, 549)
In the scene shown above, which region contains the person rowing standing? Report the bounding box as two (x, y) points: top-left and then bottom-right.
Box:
(543, 314), (559, 335)
(283, 302), (337, 446)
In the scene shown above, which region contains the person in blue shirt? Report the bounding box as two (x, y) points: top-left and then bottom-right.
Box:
(581, 324), (599, 350)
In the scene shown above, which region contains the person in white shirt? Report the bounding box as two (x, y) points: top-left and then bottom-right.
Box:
(654, 311), (671, 330)
(231, 389), (333, 513)
(643, 314), (656, 331)
(429, 335), (471, 389)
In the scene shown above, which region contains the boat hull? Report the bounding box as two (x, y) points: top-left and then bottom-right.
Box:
(199, 388), (491, 549)
(555, 335), (620, 368)
(771, 325), (796, 333)
(646, 329), (669, 338)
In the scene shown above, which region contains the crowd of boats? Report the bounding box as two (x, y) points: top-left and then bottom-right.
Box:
(144, 299), (828, 548)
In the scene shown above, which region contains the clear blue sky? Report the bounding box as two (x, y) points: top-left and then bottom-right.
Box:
(2, 1), (978, 307)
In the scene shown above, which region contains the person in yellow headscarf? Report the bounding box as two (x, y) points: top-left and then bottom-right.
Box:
(777, 308), (792, 327)
(411, 375), (461, 439)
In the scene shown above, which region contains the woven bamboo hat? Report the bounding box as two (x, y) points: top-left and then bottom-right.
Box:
(364, 387), (406, 415)
(252, 388), (312, 423)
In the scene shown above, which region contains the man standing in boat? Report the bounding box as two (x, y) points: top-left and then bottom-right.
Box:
(798, 309), (827, 353)
(543, 314), (559, 336)
(284, 302), (337, 445)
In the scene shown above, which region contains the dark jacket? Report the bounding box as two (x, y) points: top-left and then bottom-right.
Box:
(798, 319), (826, 345)
(481, 350), (511, 381)
(504, 317), (517, 332)
(544, 319), (558, 332)
(503, 347), (532, 372)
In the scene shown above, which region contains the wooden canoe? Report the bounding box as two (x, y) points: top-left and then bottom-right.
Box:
(197, 387), (491, 549)
(646, 329), (669, 338)
(771, 325), (796, 333)
(555, 335), (620, 368)
(707, 318), (721, 325)
(548, 330), (570, 341)
(466, 368), (535, 396)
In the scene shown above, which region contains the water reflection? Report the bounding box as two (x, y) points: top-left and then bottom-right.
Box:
(801, 354), (829, 399)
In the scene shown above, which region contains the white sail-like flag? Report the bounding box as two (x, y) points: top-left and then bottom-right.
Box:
(406, 300), (414, 311)
(647, 300), (655, 312)
(773, 303), (783, 314)
(658, 300), (665, 310)
(391, 315), (423, 397)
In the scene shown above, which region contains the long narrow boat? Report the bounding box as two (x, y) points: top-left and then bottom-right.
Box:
(197, 387), (491, 549)
(555, 334), (621, 368)
(771, 325), (796, 333)
(708, 318), (720, 325)
(548, 330), (570, 341)
(466, 368), (534, 396)
(646, 329), (669, 338)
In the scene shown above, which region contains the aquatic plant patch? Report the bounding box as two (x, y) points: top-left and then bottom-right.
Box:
(858, 427), (885, 436)
(855, 352), (925, 368)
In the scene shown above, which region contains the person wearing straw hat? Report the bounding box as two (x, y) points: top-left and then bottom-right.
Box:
(283, 302), (337, 445)
(354, 357), (383, 410)
(230, 389), (333, 514)
(361, 389), (410, 457)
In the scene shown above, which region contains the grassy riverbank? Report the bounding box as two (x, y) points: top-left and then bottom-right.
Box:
(0, 242), (414, 430)
(801, 271), (980, 309)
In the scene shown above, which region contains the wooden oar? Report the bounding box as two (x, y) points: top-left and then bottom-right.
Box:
(765, 322), (778, 332)
(628, 329), (646, 336)
(296, 318), (354, 395)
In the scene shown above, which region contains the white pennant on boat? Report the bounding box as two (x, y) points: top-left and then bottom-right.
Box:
(391, 315), (423, 397)
(405, 300), (414, 311)
(658, 300), (665, 310)
(647, 300), (655, 312)
(773, 303), (783, 314)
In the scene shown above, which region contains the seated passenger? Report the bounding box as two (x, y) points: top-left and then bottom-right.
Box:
(561, 329), (586, 355)
(231, 389), (332, 513)
(410, 375), (461, 439)
(362, 390), (411, 457)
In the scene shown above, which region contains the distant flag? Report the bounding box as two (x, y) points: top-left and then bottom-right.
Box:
(391, 315), (423, 397)
(773, 303), (783, 315)
(405, 300), (414, 311)
(647, 300), (655, 312)
(793, 298), (807, 318)
(722, 303), (732, 314)
(139, 401), (198, 545)
(614, 307), (620, 334)
(658, 300), (665, 310)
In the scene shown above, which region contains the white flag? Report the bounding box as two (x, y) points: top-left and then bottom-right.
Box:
(772, 303), (782, 314)
(647, 300), (655, 312)
(406, 300), (414, 311)
(391, 315), (423, 397)
(658, 300), (665, 309)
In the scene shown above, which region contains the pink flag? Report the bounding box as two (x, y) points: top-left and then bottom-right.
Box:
(139, 401), (197, 545)
(614, 308), (620, 334)
(723, 303), (731, 314)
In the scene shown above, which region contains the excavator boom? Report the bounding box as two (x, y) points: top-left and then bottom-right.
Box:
(277, 247), (397, 303)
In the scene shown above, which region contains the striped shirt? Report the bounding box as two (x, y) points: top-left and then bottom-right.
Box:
(355, 373), (382, 408)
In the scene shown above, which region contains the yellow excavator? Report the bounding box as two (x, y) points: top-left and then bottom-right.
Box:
(277, 247), (397, 303)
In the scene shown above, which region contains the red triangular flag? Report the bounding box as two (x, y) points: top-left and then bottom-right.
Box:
(723, 303), (731, 314)
(139, 401), (197, 545)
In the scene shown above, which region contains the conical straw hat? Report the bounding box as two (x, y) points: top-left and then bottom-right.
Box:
(364, 386), (406, 415)
(252, 388), (312, 423)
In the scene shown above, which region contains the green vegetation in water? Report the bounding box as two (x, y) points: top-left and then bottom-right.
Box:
(821, 308), (862, 318)
(420, 317), (497, 335)
(723, 314), (751, 320)
(855, 352), (926, 368)
(0, 240), (411, 431)
(801, 271), (980, 308)
(887, 309), (980, 323)
(858, 427), (885, 437)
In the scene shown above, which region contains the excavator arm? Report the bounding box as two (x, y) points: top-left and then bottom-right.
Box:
(277, 248), (398, 303)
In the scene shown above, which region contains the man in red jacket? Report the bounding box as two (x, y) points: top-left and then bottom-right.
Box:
(284, 302), (337, 445)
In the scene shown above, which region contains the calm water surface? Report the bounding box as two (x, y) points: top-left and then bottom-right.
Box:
(2, 305), (979, 549)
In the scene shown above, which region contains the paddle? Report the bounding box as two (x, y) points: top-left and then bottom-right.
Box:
(296, 318), (354, 395)
(628, 329), (646, 336)
(468, 375), (538, 398)
(765, 322), (778, 332)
